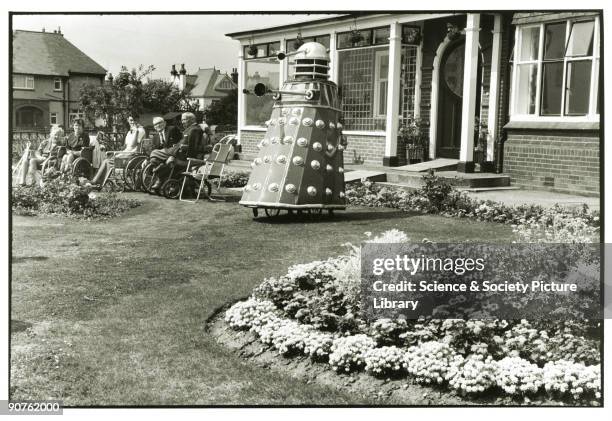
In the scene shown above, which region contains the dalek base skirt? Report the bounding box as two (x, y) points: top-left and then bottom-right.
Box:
(240, 42), (347, 216)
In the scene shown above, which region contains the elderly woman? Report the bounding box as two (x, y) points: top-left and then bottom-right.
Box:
(60, 118), (90, 172)
(89, 116), (145, 186)
(17, 126), (65, 186)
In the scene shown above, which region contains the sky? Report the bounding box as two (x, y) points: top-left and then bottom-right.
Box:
(12, 13), (338, 80)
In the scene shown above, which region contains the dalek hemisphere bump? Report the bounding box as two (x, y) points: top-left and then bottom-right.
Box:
(240, 42), (348, 218)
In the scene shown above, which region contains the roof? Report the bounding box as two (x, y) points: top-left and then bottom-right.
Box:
(188, 68), (236, 98)
(13, 30), (107, 76)
(512, 11), (600, 24)
(225, 13), (359, 38)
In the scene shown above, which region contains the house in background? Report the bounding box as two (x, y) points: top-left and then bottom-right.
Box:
(170, 64), (238, 112)
(226, 11), (601, 196)
(12, 28), (107, 130)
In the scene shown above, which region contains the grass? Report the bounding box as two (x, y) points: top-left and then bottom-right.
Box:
(10, 193), (516, 405)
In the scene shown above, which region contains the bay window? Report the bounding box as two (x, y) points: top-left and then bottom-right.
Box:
(512, 18), (599, 119)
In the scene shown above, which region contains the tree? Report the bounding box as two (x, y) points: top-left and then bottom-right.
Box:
(204, 89), (238, 125)
(142, 79), (198, 115)
(79, 64), (196, 131)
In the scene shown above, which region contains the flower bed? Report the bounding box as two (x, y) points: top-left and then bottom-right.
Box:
(223, 230), (601, 405)
(12, 176), (141, 220)
(345, 173), (599, 243)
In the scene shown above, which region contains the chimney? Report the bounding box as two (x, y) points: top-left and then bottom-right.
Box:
(57, 26), (62, 35)
(170, 64), (178, 78)
(178, 64), (187, 91)
(231, 68), (238, 84)
(42, 27), (45, 33)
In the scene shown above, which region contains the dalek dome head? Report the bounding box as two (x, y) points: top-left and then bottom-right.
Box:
(295, 42), (329, 61)
(293, 41), (329, 80)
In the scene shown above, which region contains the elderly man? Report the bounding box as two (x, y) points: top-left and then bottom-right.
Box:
(149, 112), (204, 191)
(151, 116), (181, 150)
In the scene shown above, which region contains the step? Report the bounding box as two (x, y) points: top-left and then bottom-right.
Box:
(344, 170), (387, 183)
(376, 182), (418, 193)
(460, 186), (520, 193)
(386, 171), (511, 189)
(394, 158), (459, 172)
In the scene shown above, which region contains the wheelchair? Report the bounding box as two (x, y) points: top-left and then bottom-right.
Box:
(139, 146), (200, 199)
(95, 138), (153, 192)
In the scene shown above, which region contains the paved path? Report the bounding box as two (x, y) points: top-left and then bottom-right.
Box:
(466, 189), (600, 210)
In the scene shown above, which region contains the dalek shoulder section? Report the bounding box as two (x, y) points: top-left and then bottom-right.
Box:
(276, 80), (340, 110)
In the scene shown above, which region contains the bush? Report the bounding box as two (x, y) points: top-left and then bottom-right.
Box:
(345, 178), (600, 241)
(220, 170), (249, 188)
(12, 176), (141, 219)
(329, 334), (376, 373)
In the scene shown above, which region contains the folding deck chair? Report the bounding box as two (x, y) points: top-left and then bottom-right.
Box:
(178, 142), (234, 203)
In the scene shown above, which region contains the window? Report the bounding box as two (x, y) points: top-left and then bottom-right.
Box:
(373, 51), (389, 117)
(54, 78), (62, 91)
(338, 46), (388, 131)
(244, 60), (280, 127)
(13, 74), (34, 89)
(286, 34), (330, 53)
(50, 112), (58, 125)
(69, 111), (84, 125)
(244, 41), (281, 59)
(336, 25), (420, 131)
(512, 18), (599, 118)
(337, 26), (389, 50)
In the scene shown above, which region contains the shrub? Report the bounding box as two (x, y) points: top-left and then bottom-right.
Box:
(225, 298), (277, 330)
(543, 360), (601, 401)
(447, 354), (498, 395)
(404, 341), (456, 385)
(12, 176), (141, 219)
(495, 357), (543, 395)
(364, 346), (406, 377)
(329, 334), (376, 373)
(220, 170), (249, 188)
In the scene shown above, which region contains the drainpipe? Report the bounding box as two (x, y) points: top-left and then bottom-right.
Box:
(495, 15), (513, 174)
(66, 70), (71, 129)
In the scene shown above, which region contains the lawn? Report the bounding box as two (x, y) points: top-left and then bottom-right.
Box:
(10, 193), (516, 405)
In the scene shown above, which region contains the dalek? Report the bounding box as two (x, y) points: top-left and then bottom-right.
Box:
(240, 42), (347, 218)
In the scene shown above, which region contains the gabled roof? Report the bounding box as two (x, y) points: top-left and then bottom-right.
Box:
(188, 68), (236, 98)
(13, 29), (107, 76)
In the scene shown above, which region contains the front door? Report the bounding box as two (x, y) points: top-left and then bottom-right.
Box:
(437, 41), (465, 159)
(436, 40), (482, 159)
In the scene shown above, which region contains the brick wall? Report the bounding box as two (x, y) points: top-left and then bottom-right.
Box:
(344, 133), (386, 165)
(504, 130), (600, 196)
(239, 130), (266, 157)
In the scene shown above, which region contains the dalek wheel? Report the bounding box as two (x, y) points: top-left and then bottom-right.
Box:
(252, 208), (259, 218)
(264, 208), (280, 218)
(308, 208), (323, 220)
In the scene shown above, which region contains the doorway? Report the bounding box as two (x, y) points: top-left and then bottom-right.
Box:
(436, 40), (482, 159)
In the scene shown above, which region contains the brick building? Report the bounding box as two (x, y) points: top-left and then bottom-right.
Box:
(226, 12), (601, 196)
(12, 28), (107, 131)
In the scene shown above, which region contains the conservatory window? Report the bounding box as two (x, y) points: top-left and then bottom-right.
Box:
(244, 60), (280, 127)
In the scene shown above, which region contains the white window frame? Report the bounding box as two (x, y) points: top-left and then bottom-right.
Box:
(54, 78), (62, 91)
(13, 74), (35, 90)
(69, 111), (84, 125)
(373, 50), (389, 118)
(50, 112), (58, 125)
(510, 17), (599, 122)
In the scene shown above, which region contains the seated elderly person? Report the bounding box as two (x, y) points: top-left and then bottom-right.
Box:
(148, 112), (203, 191)
(88, 116), (145, 186)
(17, 126), (65, 186)
(151, 116), (181, 151)
(60, 118), (90, 173)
